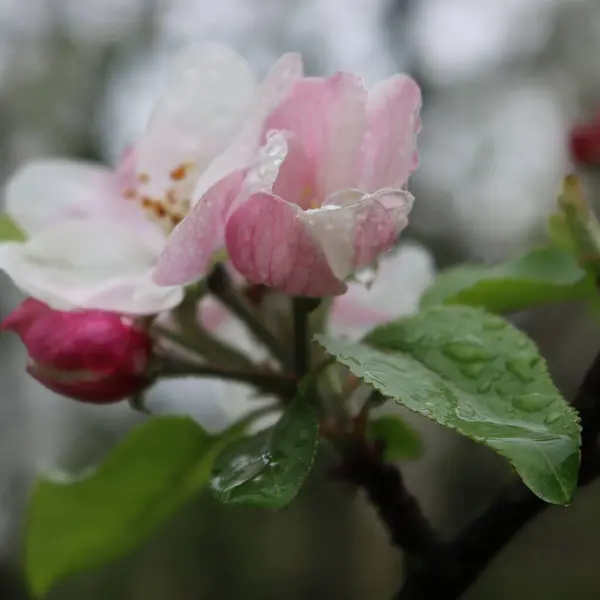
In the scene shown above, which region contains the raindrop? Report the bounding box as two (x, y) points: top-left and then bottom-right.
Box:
(477, 380), (492, 394)
(442, 340), (493, 363)
(483, 317), (504, 331)
(506, 358), (535, 383)
(210, 452), (270, 493)
(544, 412), (562, 425)
(513, 393), (553, 413)
(461, 363), (485, 378)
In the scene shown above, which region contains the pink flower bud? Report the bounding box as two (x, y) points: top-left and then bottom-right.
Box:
(2, 299), (152, 404)
(570, 112), (600, 168)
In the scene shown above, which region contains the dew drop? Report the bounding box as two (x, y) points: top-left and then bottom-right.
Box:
(544, 412), (562, 425)
(477, 380), (492, 394)
(461, 363), (485, 378)
(210, 452), (270, 493)
(506, 358), (535, 383)
(483, 317), (504, 331)
(513, 392), (553, 413)
(442, 340), (493, 363)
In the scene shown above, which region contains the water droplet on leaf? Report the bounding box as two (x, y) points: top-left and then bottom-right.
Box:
(461, 363), (485, 378)
(544, 412), (562, 425)
(506, 358), (535, 383)
(442, 340), (492, 363)
(513, 393), (553, 413)
(477, 381), (492, 394)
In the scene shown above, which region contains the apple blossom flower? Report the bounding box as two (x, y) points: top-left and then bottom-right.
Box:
(154, 70), (422, 297)
(2, 299), (152, 404)
(0, 43), (303, 314)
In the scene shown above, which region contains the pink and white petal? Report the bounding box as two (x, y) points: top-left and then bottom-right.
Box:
(225, 192), (346, 297)
(301, 188), (413, 281)
(136, 43), (257, 201)
(153, 170), (244, 286)
(271, 134), (317, 210)
(0, 221), (182, 314)
(359, 75), (422, 191)
(5, 158), (161, 245)
(264, 72), (367, 199)
(330, 241), (436, 339)
(191, 52), (304, 205)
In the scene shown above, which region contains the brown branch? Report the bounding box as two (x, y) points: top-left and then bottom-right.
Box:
(336, 437), (444, 569)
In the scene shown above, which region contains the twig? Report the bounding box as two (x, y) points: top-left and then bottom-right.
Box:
(395, 346), (600, 600)
(159, 357), (297, 398)
(337, 437), (443, 568)
(207, 264), (292, 369)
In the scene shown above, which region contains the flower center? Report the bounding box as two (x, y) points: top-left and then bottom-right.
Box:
(122, 163), (195, 235)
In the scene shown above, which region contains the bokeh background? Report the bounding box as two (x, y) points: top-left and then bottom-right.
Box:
(1, 0), (600, 598)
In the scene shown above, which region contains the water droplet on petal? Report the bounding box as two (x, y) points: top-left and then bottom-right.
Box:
(513, 393), (553, 413)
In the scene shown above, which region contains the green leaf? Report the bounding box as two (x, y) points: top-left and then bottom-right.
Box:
(211, 392), (319, 508)
(548, 175), (600, 276)
(0, 214), (26, 242)
(316, 306), (581, 505)
(419, 247), (595, 313)
(26, 416), (232, 597)
(367, 415), (424, 461)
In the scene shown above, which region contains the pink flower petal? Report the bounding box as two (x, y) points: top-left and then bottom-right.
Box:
(153, 171), (244, 286)
(359, 75), (422, 191)
(301, 189), (413, 281)
(271, 134), (317, 210)
(264, 72), (367, 201)
(225, 192), (346, 297)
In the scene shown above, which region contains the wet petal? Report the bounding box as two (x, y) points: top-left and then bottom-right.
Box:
(264, 72), (367, 200)
(359, 75), (422, 190)
(225, 192), (346, 297)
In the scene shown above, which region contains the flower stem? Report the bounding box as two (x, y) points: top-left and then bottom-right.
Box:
(207, 264), (292, 370)
(292, 297), (320, 378)
(159, 357), (297, 397)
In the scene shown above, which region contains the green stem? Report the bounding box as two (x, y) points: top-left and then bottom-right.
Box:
(154, 322), (254, 372)
(292, 297), (311, 377)
(207, 264), (292, 370)
(159, 357), (297, 397)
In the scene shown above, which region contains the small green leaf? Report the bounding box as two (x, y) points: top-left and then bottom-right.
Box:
(26, 416), (231, 597)
(548, 175), (600, 276)
(211, 392), (318, 508)
(367, 415), (424, 461)
(317, 306), (581, 505)
(420, 247), (595, 313)
(0, 214), (26, 242)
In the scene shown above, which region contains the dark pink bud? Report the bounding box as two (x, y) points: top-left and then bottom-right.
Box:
(2, 299), (152, 404)
(570, 113), (600, 167)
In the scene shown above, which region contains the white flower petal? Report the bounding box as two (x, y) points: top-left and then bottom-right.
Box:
(191, 52), (303, 205)
(136, 42), (257, 200)
(5, 159), (116, 235)
(0, 221), (182, 314)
